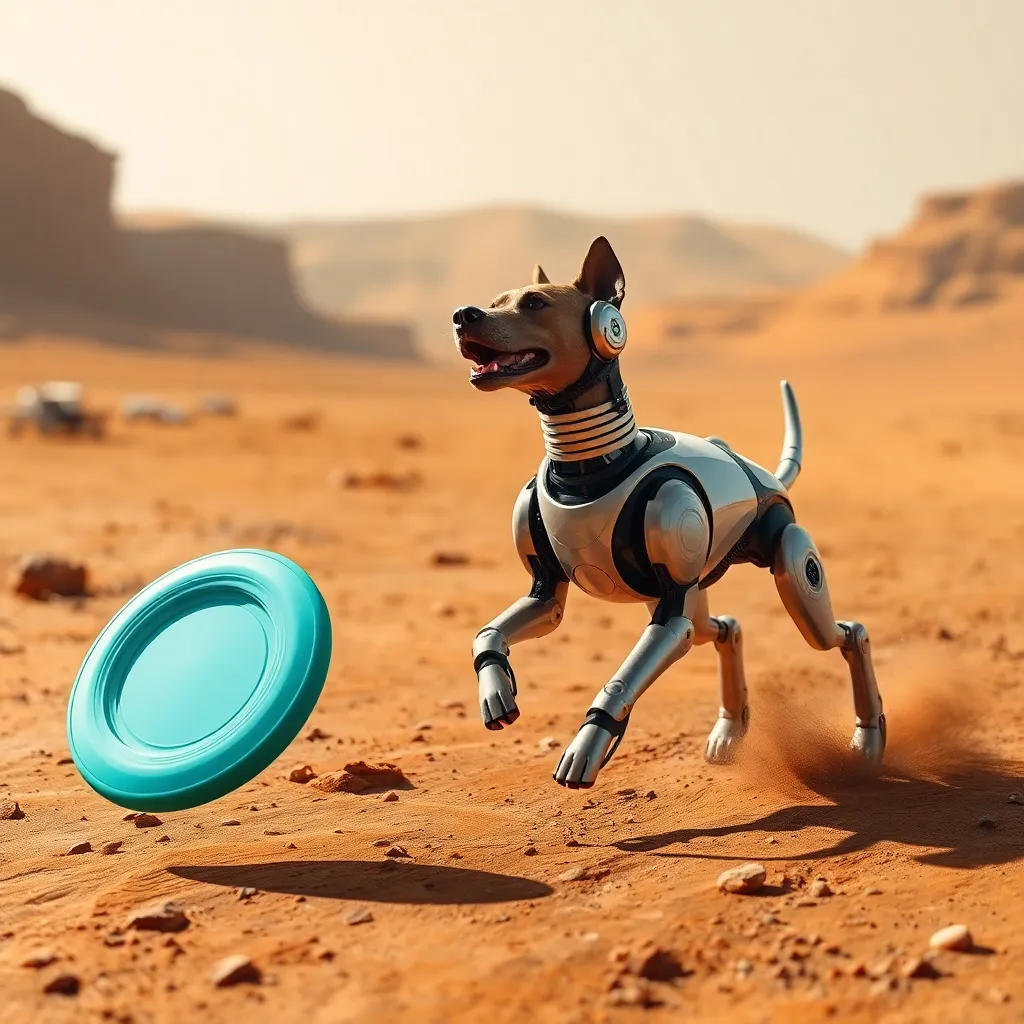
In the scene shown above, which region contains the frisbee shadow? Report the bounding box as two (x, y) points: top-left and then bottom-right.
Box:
(168, 859), (553, 905)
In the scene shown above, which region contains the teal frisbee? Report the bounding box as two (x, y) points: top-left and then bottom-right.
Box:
(67, 549), (332, 812)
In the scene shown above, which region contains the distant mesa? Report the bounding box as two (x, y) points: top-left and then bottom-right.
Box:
(0, 87), (415, 358)
(808, 181), (1024, 313)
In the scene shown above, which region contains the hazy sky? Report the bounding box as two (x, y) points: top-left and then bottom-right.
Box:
(2, 0), (1022, 248)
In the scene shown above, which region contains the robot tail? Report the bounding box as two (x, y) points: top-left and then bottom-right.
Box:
(774, 380), (802, 490)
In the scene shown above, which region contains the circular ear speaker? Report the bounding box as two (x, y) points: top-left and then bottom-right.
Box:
(587, 301), (627, 360)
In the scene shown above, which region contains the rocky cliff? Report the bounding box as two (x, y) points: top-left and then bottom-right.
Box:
(0, 88), (415, 357)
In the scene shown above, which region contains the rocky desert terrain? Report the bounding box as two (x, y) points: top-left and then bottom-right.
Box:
(1, 252), (1023, 1023)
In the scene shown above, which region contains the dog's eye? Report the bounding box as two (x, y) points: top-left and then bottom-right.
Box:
(520, 294), (548, 312)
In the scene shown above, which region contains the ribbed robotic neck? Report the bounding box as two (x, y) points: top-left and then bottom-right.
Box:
(539, 386), (638, 463)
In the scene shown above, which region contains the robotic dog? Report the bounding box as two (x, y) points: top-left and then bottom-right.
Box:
(453, 237), (885, 789)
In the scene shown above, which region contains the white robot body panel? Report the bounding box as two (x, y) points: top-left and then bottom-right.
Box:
(534, 430), (760, 602)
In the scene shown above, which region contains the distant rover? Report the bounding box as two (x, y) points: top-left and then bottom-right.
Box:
(7, 382), (105, 439)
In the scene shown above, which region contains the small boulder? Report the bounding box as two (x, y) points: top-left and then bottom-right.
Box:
(43, 974), (80, 996)
(929, 924), (973, 952)
(310, 760), (410, 794)
(13, 555), (88, 601)
(288, 764), (318, 784)
(717, 863), (767, 895)
(210, 955), (261, 987)
(0, 799), (25, 820)
(133, 813), (162, 828)
(126, 900), (190, 933)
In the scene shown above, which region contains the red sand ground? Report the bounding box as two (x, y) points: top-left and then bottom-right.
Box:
(1, 304), (1022, 1023)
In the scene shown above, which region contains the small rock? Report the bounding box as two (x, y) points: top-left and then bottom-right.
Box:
(607, 981), (657, 1007)
(305, 728), (331, 742)
(13, 555), (88, 601)
(101, 841), (123, 855)
(978, 816), (996, 829)
(864, 886), (883, 896)
(210, 955), (261, 987)
(122, 812), (138, 821)
(311, 760), (410, 794)
(286, 842), (297, 850)
(103, 933), (125, 947)
(220, 819), (241, 827)
(345, 908), (374, 926)
(382, 791), (399, 803)
(937, 627), (955, 641)
(384, 845), (410, 858)
(156, 835), (171, 843)
(869, 977), (897, 997)
(21, 949), (57, 968)
(868, 956), (896, 979)
(43, 974), (80, 996)
(133, 813), (162, 828)
(735, 959), (754, 977)
(126, 900), (190, 933)
(902, 956), (940, 979)
(430, 551), (469, 567)
(523, 845), (538, 856)
(538, 736), (560, 751)
(288, 765), (317, 784)
(929, 924), (973, 952)
(810, 879), (832, 898)
(634, 947), (685, 982)
(1007, 792), (1024, 805)
(0, 799), (25, 820)
(371, 838), (391, 847)
(644, 790), (657, 801)
(717, 863), (767, 895)
(987, 987), (1011, 1004)
(64, 841), (92, 856)
(558, 866), (589, 882)
(239, 887), (258, 900)
(414, 721), (433, 731)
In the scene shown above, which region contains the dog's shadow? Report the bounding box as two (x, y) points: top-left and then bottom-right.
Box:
(615, 762), (1024, 869)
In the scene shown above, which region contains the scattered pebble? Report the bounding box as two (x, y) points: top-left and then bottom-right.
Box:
(430, 551), (469, 567)
(558, 866), (589, 882)
(0, 799), (25, 820)
(902, 956), (940, 979)
(383, 791), (399, 803)
(220, 819), (241, 827)
(929, 924), (973, 952)
(133, 813), (162, 828)
(126, 900), (190, 933)
(101, 841), (123, 855)
(288, 765), (317, 784)
(64, 841), (92, 856)
(384, 845), (410, 858)
(717, 863), (766, 895)
(810, 879), (832, 898)
(345, 908), (374, 926)
(21, 949), (57, 968)
(43, 974), (80, 996)
(210, 955), (261, 988)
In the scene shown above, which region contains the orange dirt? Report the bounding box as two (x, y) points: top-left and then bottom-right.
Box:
(0, 305), (1022, 1023)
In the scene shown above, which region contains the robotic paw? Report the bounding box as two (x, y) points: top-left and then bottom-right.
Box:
(704, 707), (749, 765)
(553, 710), (628, 789)
(849, 714), (886, 763)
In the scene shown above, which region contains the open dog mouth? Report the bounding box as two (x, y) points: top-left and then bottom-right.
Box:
(460, 340), (549, 379)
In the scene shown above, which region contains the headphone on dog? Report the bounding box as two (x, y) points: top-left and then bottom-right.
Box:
(585, 300), (628, 361)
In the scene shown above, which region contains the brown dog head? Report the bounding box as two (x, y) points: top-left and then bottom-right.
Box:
(452, 236), (625, 397)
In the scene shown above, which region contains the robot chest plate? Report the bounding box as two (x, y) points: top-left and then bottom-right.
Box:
(535, 432), (759, 602)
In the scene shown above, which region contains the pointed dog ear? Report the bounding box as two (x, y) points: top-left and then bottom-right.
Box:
(532, 264), (550, 285)
(573, 237), (625, 309)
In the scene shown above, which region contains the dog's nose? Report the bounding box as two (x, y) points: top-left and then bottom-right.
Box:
(453, 305), (484, 328)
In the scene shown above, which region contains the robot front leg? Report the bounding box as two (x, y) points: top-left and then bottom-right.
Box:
(773, 522), (886, 761)
(553, 602), (696, 789)
(691, 589), (750, 765)
(474, 586), (567, 730)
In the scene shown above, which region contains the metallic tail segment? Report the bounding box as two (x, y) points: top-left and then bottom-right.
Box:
(774, 379), (803, 490)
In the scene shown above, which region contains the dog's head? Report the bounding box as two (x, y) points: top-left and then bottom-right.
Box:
(452, 236), (625, 397)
